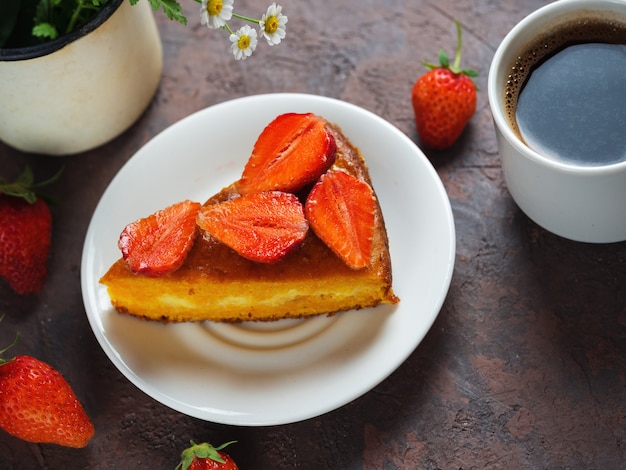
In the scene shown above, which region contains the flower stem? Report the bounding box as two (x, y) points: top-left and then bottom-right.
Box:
(232, 12), (260, 24)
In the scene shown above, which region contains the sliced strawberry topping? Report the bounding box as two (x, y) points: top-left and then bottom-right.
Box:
(119, 200), (201, 277)
(197, 191), (309, 263)
(305, 170), (375, 269)
(238, 113), (337, 195)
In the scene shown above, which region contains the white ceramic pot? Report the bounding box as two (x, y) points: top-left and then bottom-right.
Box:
(0, 0), (163, 155)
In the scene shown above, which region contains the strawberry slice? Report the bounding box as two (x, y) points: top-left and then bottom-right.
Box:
(238, 113), (337, 195)
(305, 170), (375, 269)
(197, 191), (309, 263)
(119, 200), (201, 277)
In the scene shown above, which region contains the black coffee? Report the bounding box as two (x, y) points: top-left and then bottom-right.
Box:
(504, 15), (626, 166)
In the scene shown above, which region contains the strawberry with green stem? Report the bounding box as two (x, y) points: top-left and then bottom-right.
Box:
(0, 330), (94, 448)
(176, 440), (239, 470)
(411, 20), (478, 150)
(0, 166), (61, 295)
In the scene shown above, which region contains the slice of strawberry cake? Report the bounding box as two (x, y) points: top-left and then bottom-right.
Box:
(100, 112), (399, 322)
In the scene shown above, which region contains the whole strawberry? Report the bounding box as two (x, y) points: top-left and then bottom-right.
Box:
(0, 335), (94, 448)
(0, 167), (60, 295)
(411, 20), (478, 150)
(176, 440), (239, 470)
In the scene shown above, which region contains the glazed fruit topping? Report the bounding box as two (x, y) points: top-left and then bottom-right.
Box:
(197, 191), (309, 263)
(116, 114), (380, 272)
(305, 169), (375, 269)
(238, 113), (336, 195)
(119, 200), (201, 276)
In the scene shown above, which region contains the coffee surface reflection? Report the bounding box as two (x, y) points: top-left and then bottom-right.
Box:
(516, 42), (626, 166)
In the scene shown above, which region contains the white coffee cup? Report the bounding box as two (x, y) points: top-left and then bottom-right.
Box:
(488, 0), (626, 243)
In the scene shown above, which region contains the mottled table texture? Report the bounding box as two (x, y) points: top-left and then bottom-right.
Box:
(1, 0), (625, 468)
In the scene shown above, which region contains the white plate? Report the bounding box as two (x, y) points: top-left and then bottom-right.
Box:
(81, 93), (455, 426)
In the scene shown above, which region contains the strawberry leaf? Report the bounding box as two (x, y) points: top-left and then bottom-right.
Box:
(422, 20), (478, 80)
(0, 166), (63, 205)
(176, 441), (237, 470)
(0, 316), (19, 366)
(461, 67), (479, 78)
(0, 335), (18, 365)
(0, 167), (36, 203)
(438, 49), (449, 68)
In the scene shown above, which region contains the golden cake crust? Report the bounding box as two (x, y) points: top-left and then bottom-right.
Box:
(100, 122), (399, 322)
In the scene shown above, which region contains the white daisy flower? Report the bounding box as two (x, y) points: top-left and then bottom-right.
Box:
(259, 3), (288, 46)
(200, 0), (234, 30)
(230, 25), (258, 60)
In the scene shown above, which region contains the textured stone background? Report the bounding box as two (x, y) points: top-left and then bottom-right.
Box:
(1, 0), (625, 468)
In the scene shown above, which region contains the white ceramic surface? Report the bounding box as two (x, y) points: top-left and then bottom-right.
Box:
(81, 93), (456, 426)
(488, 0), (626, 243)
(0, 0), (162, 155)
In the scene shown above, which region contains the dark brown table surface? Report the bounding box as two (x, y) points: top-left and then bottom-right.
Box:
(1, 0), (625, 468)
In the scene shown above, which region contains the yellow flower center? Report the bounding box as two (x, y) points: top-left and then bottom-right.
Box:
(264, 16), (279, 34)
(207, 0), (223, 16)
(238, 35), (251, 50)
